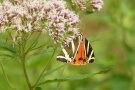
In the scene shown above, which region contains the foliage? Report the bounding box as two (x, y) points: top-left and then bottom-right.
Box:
(0, 0), (135, 90)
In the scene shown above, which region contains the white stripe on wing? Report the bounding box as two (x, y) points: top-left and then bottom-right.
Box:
(87, 43), (90, 54)
(71, 40), (75, 53)
(62, 48), (72, 62)
(88, 50), (95, 61)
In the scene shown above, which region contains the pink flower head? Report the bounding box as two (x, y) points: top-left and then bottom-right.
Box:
(0, 0), (80, 44)
(90, 0), (104, 11)
(62, 35), (76, 46)
(0, 14), (5, 27)
(72, 0), (86, 10)
(46, 0), (79, 44)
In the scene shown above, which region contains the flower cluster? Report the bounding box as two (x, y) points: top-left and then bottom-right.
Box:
(0, 0), (103, 45)
(71, 0), (103, 12)
(0, 0), (79, 44)
(46, 0), (79, 43)
(0, 0), (45, 32)
(62, 35), (76, 46)
(0, 14), (6, 32)
(0, 14), (5, 27)
(90, 0), (104, 11)
(72, 0), (86, 10)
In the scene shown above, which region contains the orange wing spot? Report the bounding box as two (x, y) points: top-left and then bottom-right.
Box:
(70, 41), (88, 65)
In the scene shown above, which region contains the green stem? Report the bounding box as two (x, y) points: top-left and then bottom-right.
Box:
(19, 33), (33, 90)
(0, 61), (16, 90)
(32, 47), (57, 88)
(25, 32), (41, 55)
(21, 56), (32, 90)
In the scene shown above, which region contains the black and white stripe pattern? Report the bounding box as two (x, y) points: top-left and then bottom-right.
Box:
(57, 36), (79, 63)
(84, 38), (95, 63)
(57, 34), (95, 64)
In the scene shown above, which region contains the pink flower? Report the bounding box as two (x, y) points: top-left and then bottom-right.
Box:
(72, 0), (86, 10)
(63, 35), (76, 46)
(0, 14), (5, 27)
(90, 0), (104, 11)
(0, 0), (80, 44)
(46, 0), (79, 43)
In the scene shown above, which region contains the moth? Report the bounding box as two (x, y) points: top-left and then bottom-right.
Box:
(57, 34), (95, 65)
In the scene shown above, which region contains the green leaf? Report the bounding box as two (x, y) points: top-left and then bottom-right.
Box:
(94, 66), (112, 74)
(43, 64), (65, 77)
(39, 74), (90, 85)
(0, 53), (15, 58)
(0, 39), (16, 53)
(35, 87), (42, 90)
(39, 66), (112, 85)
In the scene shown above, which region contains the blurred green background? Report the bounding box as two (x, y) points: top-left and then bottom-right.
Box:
(0, 0), (135, 90)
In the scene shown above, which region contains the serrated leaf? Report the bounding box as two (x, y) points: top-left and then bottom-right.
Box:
(39, 74), (90, 85)
(39, 66), (112, 85)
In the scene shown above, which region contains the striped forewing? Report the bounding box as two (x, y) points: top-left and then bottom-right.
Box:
(84, 37), (95, 63)
(57, 36), (80, 63)
(57, 34), (95, 64)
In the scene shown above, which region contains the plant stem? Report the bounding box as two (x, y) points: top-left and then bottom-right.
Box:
(25, 32), (41, 55)
(0, 61), (16, 90)
(32, 47), (57, 88)
(21, 56), (32, 90)
(19, 33), (33, 90)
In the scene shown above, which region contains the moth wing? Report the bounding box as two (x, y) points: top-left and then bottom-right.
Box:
(84, 37), (95, 63)
(70, 34), (95, 65)
(56, 36), (80, 63)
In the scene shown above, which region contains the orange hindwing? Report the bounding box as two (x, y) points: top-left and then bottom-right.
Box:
(70, 41), (88, 65)
(57, 34), (95, 65)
